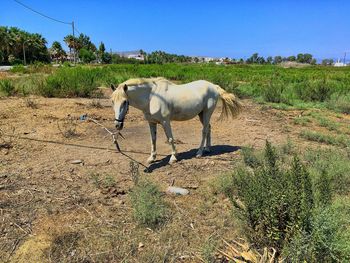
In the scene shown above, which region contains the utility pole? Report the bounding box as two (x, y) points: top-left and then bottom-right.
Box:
(72, 21), (76, 65)
(22, 42), (26, 66)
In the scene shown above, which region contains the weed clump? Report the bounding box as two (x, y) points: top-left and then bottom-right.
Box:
(221, 141), (350, 261)
(130, 180), (169, 228)
(300, 130), (349, 148)
(0, 79), (15, 96)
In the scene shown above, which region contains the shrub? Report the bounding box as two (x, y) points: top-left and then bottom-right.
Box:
(241, 146), (261, 168)
(10, 64), (27, 74)
(304, 148), (350, 195)
(40, 67), (99, 97)
(129, 180), (168, 228)
(229, 142), (315, 251)
(328, 93), (350, 114)
(262, 81), (284, 103)
(308, 79), (333, 102)
(224, 140), (350, 262)
(0, 79), (15, 96)
(283, 199), (350, 262)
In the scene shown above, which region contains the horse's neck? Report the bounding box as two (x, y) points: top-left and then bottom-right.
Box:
(127, 86), (152, 112)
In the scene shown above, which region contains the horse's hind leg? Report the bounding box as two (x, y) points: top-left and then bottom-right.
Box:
(197, 109), (214, 157)
(205, 124), (211, 152)
(161, 120), (177, 164)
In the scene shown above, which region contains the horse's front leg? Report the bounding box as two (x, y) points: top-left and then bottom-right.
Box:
(162, 120), (177, 164)
(147, 122), (157, 164)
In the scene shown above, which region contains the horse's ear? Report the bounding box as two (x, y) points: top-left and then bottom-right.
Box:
(110, 84), (116, 91)
(123, 84), (128, 92)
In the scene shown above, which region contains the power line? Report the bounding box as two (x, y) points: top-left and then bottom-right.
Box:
(13, 0), (71, 25)
(74, 27), (81, 35)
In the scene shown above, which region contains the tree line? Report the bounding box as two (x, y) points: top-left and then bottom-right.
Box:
(0, 26), (50, 64)
(0, 26), (336, 66)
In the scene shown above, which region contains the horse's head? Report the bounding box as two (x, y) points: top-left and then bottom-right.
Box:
(111, 83), (129, 130)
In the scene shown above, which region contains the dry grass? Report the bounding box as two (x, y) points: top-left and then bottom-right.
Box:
(57, 115), (79, 138)
(24, 98), (38, 109)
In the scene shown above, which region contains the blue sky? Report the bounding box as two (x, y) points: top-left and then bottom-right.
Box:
(1, 0), (349, 59)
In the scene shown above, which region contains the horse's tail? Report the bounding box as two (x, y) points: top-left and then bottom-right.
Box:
(215, 85), (242, 119)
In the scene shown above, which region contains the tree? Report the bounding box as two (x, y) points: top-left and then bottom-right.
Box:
(246, 53), (259, 64)
(303, 54), (313, 64)
(78, 48), (96, 63)
(321, 59), (334, 66)
(266, 56), (273, 64)
(101, 52), (112, 64)
(98, 42), (105, 58)
(50, 41), (66, 63)
(64, 34), (76, 61)
(256, 56), (266, 64)
(0, 26), (49, 65)
(273, 56), (283, 64)
(77, 33), (96, 52)
(297, 53), (313, 64)
(287, 55), (296, 62)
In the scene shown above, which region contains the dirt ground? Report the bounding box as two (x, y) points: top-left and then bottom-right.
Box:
(0, 94), (341, 262)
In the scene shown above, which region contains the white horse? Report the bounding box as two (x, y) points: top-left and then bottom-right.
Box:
(111, 77), (241, 164)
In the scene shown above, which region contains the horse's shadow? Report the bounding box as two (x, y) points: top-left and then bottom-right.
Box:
(146, 145), (241, 172)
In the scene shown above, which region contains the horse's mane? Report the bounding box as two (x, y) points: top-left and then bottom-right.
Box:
(111, 77), (173, 101)
(122, 77), (173, 86)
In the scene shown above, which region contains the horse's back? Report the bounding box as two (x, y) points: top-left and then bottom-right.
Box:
(150, 79), (219, 121)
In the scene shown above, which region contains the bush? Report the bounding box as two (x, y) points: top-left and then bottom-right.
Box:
(129, 180), (169, 228)
(230, 142), (315, 251)
(328, 93), (350, 114)
(0, 79), (15, 96)
(262, 81), (285, 103)
(241, 146), (261, 168)
(10, 64), (27, 74)
(40, 67), (99, 97)
(304, 148), (350, 195)
(79, 48), (96, 63)
(283, 200), (350, 262)
(223, 140), (350, 261)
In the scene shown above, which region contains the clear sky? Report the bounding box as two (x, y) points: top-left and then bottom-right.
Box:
(1, 0), (349, 59)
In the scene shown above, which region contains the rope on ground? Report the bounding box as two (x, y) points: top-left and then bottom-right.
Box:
(82, 114), (149, 171)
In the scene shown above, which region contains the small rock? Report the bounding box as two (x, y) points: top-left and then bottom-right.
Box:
(166, 186), (189, 195)
(71, 160), (83, 164)
(138, 242), (144, 249)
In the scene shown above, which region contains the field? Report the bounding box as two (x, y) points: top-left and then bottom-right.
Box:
(1, 64), (350, 262)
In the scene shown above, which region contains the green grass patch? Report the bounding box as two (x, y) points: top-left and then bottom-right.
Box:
(1, 64), (350, 109)
(300, 130), (349, 147)
(0, 79), (15, 96)
(293, 116), (312, 126)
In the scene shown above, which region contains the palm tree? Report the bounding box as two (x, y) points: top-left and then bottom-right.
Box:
(64, 34), (75, 61)
(50, 41), (67, 63)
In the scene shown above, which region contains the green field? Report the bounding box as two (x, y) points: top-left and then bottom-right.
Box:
(1, 64), (350, 113)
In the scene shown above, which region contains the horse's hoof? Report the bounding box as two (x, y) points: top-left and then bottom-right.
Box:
(169, 155), (177, 164)
(196, 151), (203, 158)
(147, 156), (157, 164)
(204, 147), (211, 153)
